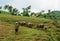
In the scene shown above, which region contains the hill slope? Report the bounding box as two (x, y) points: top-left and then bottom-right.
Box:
(0, 10), (10, 14)
(0, 14), (60, 41)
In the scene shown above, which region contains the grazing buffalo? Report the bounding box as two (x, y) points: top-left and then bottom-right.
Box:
(27, 22), (33, 28)
(48, 21), (54, 25)
(44, 26), (47, 31)
(37, 23), (44, 29)
(19, 21), (26, 26)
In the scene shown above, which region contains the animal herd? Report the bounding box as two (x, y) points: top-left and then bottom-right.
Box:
(15, 20), (48, 34)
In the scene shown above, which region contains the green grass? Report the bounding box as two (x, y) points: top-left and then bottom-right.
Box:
(0, 14), (60, 41)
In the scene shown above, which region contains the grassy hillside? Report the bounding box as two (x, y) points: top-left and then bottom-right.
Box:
(0, 14), (60, 41)
(40, 11), (60, 20)
(0, 10), (10, 14)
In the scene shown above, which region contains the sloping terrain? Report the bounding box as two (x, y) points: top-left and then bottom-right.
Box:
(0, 14), (60, 41)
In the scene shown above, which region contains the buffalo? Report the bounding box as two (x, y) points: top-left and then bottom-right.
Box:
(37, 23), (44, 29)
(19, 21), (26, 26)
(26, 22), (33, 28)
(43, 26), (47, 31)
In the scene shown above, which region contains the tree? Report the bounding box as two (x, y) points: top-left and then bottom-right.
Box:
(27, 5), (31, 9)
(37, 12), (42, 17)
(0, 6), (2, 13)
(0, 6), (2, 9)
(12, 8), (19, 15)
(22, 5), (31, 16)
(48, 10), (51, 13)
(4, 5), (9, 9)
(8, 6), (13, 13)
(30, 12), (35, 16)
(4, 5), (13, 13)
(4, 5), (19, 15)
(40, 10), (45, 14)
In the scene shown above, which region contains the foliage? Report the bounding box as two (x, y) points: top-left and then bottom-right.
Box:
(0, 5), (60, 20)
(0, 6), (2, 9)
(21, 5), (31, 16)
(38, 10), (60, 20)
(4, 5), (19, 15)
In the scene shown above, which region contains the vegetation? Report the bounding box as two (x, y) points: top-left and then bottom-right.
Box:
(0, 5), (60, 20)
(0, 13), (60, 41)
(21, 5), (31, 16)
(4, 5), (19, 15)
(0, 5), (60, 41)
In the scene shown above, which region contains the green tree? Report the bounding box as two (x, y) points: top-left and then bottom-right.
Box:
(37, 12), (42, 17)
(48, 9), (51, 13)
(12, 8), (19, 15)
(47, 10), (52, 19)
(4, 5), (13, 13)
(4, 5), (9, 9)
(0, 6), (2, 13)
(47, 10), (51, 15)
(4, 5), (19, 15)
(0, 6), (2, 9)
(8, 6), (13, 13)
(30, 12), (35, 16)
(22, 5), (31, 16)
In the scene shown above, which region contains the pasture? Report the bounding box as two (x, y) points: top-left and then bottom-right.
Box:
(0, 14), (60, 41)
